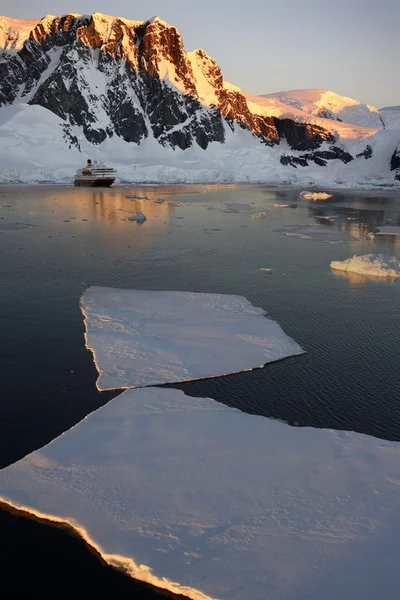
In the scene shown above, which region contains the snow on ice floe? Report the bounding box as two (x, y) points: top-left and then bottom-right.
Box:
(376, 226), (400, 236)
(275, 225), (356, 243)
(300, 191), (333, 200)
(81, 287), (304, 390)
(331, 254), (400, 278)
(1, 386), (400, 600)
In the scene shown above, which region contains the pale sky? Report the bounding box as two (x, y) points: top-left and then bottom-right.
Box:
(1, 0), (399, 108)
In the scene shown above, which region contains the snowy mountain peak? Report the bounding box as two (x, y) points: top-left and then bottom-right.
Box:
(260, 88), (383, 128)
(0, 15), (40, 52)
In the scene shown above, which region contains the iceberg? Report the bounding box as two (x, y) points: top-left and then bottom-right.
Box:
(330, 254), (400, 278)
(81, 287), (304, 390)
(300, 191), (332, 200)
(1, 387), (400, 600)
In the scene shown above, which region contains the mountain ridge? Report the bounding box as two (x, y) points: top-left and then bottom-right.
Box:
(0, 12), (399, 184)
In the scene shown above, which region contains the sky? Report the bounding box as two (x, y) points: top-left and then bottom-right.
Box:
(1, 0), (399, 108)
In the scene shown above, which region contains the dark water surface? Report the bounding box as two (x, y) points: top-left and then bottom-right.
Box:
(1, 183), (400, 597)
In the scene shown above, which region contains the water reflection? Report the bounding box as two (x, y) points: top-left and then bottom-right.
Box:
(331, 268), (400, 288)
(306, 191), (400, 241)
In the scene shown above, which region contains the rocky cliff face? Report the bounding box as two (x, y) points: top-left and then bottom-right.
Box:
(0, 13), (369, 166)
(391, 145), (400, 180)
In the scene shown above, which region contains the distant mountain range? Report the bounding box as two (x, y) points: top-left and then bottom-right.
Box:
(0, 13), (399, 184)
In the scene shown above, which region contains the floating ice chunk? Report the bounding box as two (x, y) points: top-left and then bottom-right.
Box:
(272, 203), (289, 207)
(330, 254), (400, 278)
(80, 287), (304, 390)
(251, 211), (267, 219)
(275, 225), (356, 243)
(300, 191), (332, 200)
(128, 211), (146, 222)
(283, 232), (313, 239)
(122, 248), (215, 262)
(260, 267), (273, 272)
(1, 386), (400, 600)
(223, 202), (255, 212)
(376, 226), (400, 236)
(0, 222), (34, 230)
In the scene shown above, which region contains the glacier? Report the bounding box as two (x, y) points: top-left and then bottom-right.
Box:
(81, 287), (304, 390)
(0, 386), (400, 600)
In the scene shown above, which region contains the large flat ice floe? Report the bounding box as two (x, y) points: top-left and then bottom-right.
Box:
(81, 287), (303, 390)
(331, 254), (400, 278)
(1, 387), (400, 600)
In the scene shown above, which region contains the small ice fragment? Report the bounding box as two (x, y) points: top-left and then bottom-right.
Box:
(260, 268), (273, 272)
(0, 222), (35, 230)
(272, 204), (289, 207)
(251, 212), (267, 219)
(128, 212), (146, 222)
(223, 203), (255, 212)
(300, 191), (332, 200)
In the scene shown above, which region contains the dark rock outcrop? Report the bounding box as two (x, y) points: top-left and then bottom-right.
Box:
(391, 145), (400, 180)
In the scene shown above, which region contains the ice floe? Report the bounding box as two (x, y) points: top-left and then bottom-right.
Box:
(376, 226), (400, 236)
(223, 202), (256, 212)
(300, 191), (333, 200)
(1, 386), (400, 600)
(80, 287), (304, 390)
(330, 254), (400, 278)
(0, 222), (34, 230)
(275, 225), (356, 243)
(122, 248), (215, 262)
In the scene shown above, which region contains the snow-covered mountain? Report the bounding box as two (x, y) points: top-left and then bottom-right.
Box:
(258, 89), (385, 129)
(0, 13), (399, 185)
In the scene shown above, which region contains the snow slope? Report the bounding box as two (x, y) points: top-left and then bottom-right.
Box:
(0, 386), (400, 600)
(0, 100), (399, 187)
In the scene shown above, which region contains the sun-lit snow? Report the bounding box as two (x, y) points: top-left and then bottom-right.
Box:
(258, 89), (384, 129)
(1, 386), (400, 600)
(0, 15), (39, 52)
(331, 254), (400, 278)
(80, 287), (304, 390)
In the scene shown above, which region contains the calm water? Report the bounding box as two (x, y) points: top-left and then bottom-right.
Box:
(1, 183), (400, 597)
